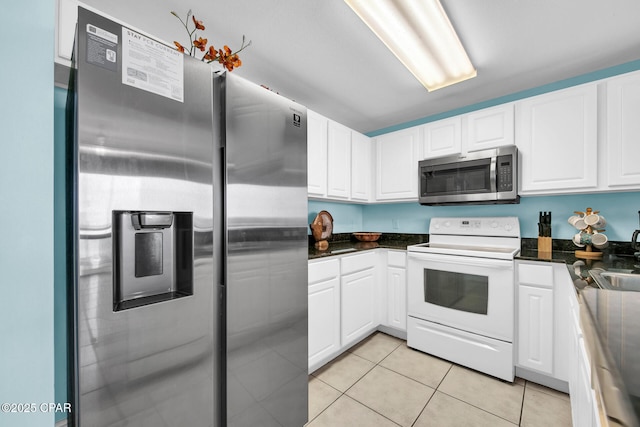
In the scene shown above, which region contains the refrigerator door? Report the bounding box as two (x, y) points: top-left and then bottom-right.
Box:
(72, 8), (218, 426)
(222, 74), (308, 427)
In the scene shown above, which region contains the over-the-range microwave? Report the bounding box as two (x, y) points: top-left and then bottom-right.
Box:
(419, 145), (519, 205)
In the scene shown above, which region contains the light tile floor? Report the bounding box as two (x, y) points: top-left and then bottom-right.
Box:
(307, 332), (572, 427)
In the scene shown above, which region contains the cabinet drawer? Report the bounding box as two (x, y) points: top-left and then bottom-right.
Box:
(518, 263), (553, 288)
(309, 258), (340, 284)
(387, 250), (406, 267)
(341, 251), (377, 275)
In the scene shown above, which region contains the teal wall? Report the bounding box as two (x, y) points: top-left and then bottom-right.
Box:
(309, 194), (640, 242)
(0, 0), (56, 425)
(308, 200), (363, 234)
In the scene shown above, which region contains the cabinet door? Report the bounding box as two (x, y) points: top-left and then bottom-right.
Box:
(517, 284), (554, 374)
(308, 276), (341, 371)
(386, 266), (406, 331)
(576, 337), (595, 427)
(351, 131), (371, 202)
(307, 110), (328, 197)
(341, 268), (376, 347)
(421, 116), (461, 159)
(327, 120), (351, 199)
(375, 127), (419, 200)
(606, 71), (640, 188)
(465, 104), (514, 152)
(516, 83), (598, 193)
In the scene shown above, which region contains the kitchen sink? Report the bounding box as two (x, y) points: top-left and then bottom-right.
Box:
(589, 270), (640, 292)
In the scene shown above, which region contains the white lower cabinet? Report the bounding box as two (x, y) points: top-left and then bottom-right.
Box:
(341, 252), (378, 347)
(518, 260), (604, 427)
(385, 251), (407, 331)
(308, 258), (340, 372)
(516, 261), (574, 384)
(308, 251), (380, 372)
(517, 284), (554, 373)
(516, 262), (554, 374)
(341, 267), (377, 347)
(309, 249), (409, 372)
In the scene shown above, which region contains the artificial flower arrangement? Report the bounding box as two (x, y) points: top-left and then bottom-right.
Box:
(171, 10), (251, 71)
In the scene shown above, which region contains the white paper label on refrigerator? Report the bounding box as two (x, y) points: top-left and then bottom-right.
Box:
(86, 24), (118, 72)
(121, 28), (184, 102)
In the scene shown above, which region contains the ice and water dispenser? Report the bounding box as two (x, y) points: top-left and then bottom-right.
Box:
(113, 211), (193, 311)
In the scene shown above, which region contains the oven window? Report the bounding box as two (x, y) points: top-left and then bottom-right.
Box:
(424, 269), (488, 315)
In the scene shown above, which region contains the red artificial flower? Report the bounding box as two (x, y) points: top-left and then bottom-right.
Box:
(192, 15), (205, 31)
(204, 45), (217, 62)
(174, 41), (185, 53)
(193, 37), (208, 52)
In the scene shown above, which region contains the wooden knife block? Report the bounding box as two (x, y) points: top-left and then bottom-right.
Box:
(537, 237), (552, 259)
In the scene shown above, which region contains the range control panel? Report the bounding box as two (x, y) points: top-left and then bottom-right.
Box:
(429, 217), (520, 238)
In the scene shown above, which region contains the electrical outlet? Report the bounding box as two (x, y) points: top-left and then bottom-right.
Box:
(392, 219), (400, 230)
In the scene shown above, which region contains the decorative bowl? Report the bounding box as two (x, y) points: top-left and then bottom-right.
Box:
(352, 232), (382, 242)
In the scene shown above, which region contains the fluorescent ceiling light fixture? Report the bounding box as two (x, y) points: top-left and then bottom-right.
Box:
(345, 0), (476, 91)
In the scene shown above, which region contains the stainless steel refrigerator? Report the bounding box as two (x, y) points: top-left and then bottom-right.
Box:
(69, 8), (308, 426)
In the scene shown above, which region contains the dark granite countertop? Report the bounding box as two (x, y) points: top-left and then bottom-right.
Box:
(308, 233), (428, 260)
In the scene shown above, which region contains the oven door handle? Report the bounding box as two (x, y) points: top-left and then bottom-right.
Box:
(408, 252), (513, 269)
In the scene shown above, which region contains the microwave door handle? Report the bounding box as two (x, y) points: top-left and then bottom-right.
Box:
(490, 157), (497, 192)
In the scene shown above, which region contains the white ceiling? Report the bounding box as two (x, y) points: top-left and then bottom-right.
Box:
(81, 0), (640, 134)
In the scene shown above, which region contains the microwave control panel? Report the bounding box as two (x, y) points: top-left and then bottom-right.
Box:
(496, 154), (513, 192)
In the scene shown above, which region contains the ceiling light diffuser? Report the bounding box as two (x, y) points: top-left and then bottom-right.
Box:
(345, 0), (476, 91)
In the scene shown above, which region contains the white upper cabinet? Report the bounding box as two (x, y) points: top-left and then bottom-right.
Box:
(516, 83), (598, 194)
(307, 111), (371, 202)
(351, 131), (372, 202)
(307, 110), (329, 197)
(605, 70), (640, 189)
(465, 103), (515, 152)
(375, 127), (420, 201)
(420, 116), (462, 159)
(327, 120), (352, 199)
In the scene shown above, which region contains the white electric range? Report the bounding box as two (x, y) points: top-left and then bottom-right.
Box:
(407, 217), (520, 382)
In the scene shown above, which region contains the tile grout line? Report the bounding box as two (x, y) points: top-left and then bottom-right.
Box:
(518, 381), (527, 426)
(434, 389), (522, 426)
(351, 342), (419, 427)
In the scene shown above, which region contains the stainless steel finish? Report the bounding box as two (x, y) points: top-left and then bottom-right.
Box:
(72, 8), (217, 426)
(419, 145), (518, 205)
(590, 270), (640, 292)
(489, 156), (497, 193)
(221, 74), (308, 427)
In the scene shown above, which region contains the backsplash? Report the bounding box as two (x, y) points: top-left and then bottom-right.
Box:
(309, 191), (640, 242)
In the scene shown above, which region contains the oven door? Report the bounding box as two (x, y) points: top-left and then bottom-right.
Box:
(407, 251), (514, 342)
